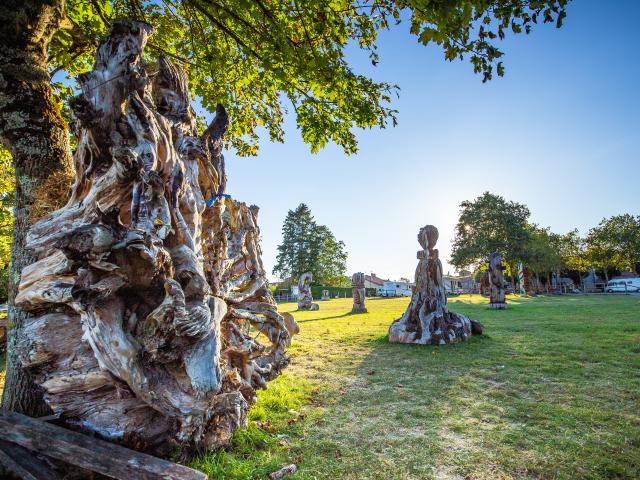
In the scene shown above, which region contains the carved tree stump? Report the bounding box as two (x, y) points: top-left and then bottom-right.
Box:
(488, 252), (507, 309)
(297, 272), (318, 310)
(388, 225), (483, 345)
(351, 272), (367, 313)
(14, 21), (292, 455)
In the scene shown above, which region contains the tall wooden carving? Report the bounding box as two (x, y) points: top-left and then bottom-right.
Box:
(351, 272), (367, 313)
(297, 272), (318, 310)
(488, 252), (507, 309)
(14, 21), (291, 455)
(388, 225), (482, 344)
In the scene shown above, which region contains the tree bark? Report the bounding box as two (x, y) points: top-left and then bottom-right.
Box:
(0, 0), (71, 415)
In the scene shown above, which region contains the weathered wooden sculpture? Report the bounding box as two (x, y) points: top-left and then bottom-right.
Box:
(517, 261), (526, 295)
(297, 272), (319, 310)
(351, 272), (367, 313)
(388, 225), (482, 344)
(488, 252), (507, 309)
(14, 21), (291, 456)
(280, 312), (300, 347)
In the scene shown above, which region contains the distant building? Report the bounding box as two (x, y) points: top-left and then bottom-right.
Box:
(364, 273), (387, 290)
(443, 273), (478, 294)
(612, 272), (640, 279)
(379, 280), (413, 297)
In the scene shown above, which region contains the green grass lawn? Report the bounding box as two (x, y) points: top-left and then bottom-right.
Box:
(191, 294), (640, 480)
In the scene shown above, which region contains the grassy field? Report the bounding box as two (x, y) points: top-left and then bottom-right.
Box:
(192, 294), (640, 480)
(1, 295), (638, 479)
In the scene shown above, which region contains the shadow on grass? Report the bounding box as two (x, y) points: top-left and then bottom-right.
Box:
(296, 312), (360, 324)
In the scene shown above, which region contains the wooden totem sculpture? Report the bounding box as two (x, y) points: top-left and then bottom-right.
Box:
(488, 252), (507, 309)
(297, 272), (319, 310)
(351, 272), (367, 313)
(389, 225), (482, 344)
(14, 21), (292, 455)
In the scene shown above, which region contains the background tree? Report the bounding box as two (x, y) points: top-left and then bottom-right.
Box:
(0, 0), (569, 414)
(314, 225), (349, 287)
(586, 214), (640, 278)
(555, 229), (588, 273)
(522, 226), (562, 285)
(274, 204), (348, 286)
(451, 191), (531, 286)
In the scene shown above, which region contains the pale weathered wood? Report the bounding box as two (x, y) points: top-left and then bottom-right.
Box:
(488, 252), (507, 309)
(14, 20), (291, 455)
(0, 410), (206, 480)
(389, 225), (483, 344)
(297, 272), (319, 310)
(351, 272), (367, 313)
(269, 464), (298, 480)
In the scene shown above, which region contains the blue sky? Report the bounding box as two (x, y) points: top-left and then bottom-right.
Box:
(212, 1), (640, 281)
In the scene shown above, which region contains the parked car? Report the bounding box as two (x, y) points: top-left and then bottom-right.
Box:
(605, 280), (640, 293)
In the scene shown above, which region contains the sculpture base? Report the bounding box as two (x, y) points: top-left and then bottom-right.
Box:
(389, 311), (482, 345)
(298, 303), (319, 311)
(351, 307), (368, 314)
(489, 303), (507, 309)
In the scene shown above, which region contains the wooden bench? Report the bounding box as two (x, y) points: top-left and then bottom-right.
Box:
(0, 409), (207, 480)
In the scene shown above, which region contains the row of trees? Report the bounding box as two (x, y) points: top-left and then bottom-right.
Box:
(451, 192), (640, 284)
(273, 204), (349, 287)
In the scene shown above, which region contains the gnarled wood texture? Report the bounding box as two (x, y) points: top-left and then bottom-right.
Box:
(14, 21), (293, 455)
(388, 225), (483, 345)
(297, 272), (318, 310)
(351, 272), (367, 313)
(488, 252), (507, 309)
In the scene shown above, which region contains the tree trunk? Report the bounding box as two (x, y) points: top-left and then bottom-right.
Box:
(0, 0), (71, 416)
(12, 21), (295, 455)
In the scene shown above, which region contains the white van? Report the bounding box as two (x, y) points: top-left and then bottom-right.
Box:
(605, 278), (640, 293)
(378, 281), (413, 297)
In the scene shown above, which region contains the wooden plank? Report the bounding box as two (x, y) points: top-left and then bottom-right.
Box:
(0, 410), (207, 480)
(0, 439), (62, 480)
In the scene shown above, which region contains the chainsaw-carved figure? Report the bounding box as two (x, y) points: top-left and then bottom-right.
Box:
(297, 272), (319, 310)
(488, 252), (507, 309)
(388, 225), (483, 345)
(351, 272), (367, 313)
